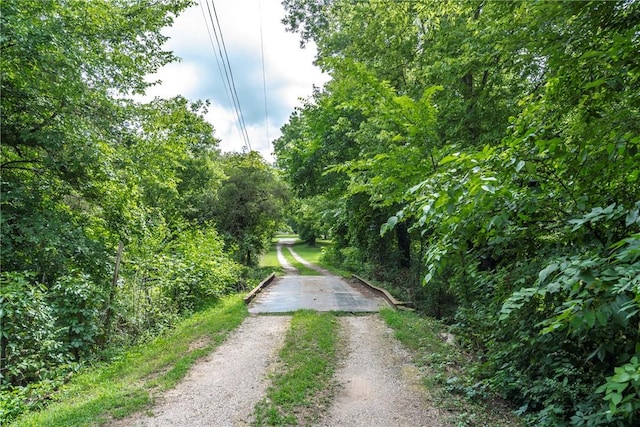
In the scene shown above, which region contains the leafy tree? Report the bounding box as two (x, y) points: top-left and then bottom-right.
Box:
(1, 0), (193, 283)
(0, 2), (247, 418)
(288, 195), (334, 245)
(213, 152), (289, 266)
(278, 0), (640, 424)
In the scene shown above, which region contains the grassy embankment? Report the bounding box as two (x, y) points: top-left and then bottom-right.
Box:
(10, 296), (248, 427)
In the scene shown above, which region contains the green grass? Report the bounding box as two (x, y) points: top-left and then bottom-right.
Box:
(260, 241), (284, 275)
(289, 241), (329, 265)
(253, 311), (339, 426)
(11, 295), (248, 427)
(379, 308), (522, 427)
(291, 240), (353, 279)
(261, 236), (323, 276)
(259, 239), (318, 276)
(264, 236), (343, 277)
(268, 240), (321, 276)
(281, 248), (321, 276)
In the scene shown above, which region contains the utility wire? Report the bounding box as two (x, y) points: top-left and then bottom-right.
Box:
(259, 0), (270, 147)
(201, 0), (248, 149)
(209, 0), (252, 151)
(198, 0), (244, 144)
(200, 0), (252, 151)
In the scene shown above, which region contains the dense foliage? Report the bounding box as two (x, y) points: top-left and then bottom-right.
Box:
(276, 1), (639, 425)
(0, 0), (285, 422)
(212, 152), (290, 266)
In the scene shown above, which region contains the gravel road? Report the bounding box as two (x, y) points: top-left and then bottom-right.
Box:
(111, 315), (291, 427)
(112, 240), (447, 426)
(315, 316), (445, 427)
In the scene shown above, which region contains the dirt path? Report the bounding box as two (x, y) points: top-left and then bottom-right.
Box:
(113, 239), (447, 426)
(276, 238), (298, 274)
(111, 316), (291, 427)
(316, 316), (445, 427)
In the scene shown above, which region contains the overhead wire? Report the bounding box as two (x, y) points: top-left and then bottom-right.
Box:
(197, 0), (243, 145)
(199, 0), (252, 152)
(259, 0), (270, 147)
(209, 0), (252, 151)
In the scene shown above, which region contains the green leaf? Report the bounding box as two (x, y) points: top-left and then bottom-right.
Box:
(538, 263), (559, 284)
(524, 162), (537, 174)
(380, 223), (389, 236)
(625, 208), (639, 227)
(595, 310), (608, 326)
(584, 79), (606, 90)
(578, 270), (596, 285)
(439, 153), (460, 165)
(580, 50), (602, 60)
(607, 392), (623, 406)
(611, 372), (631, 383)
(481, 184), (496, 194)
(583, 310), (596, 328)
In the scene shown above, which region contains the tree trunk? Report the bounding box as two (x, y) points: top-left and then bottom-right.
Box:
(396, 222), (411, 269)
(100, 241), (123, 347)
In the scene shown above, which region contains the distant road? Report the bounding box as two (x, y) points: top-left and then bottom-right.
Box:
(248, 239), (386, 313)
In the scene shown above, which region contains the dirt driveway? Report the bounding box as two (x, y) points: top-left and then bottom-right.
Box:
(111, 240), (446, 426)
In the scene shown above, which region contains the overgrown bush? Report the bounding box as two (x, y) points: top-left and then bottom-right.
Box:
(275, 1), (640, 424)
(49, 272), (105, 362)
(0, 272), (66, 386)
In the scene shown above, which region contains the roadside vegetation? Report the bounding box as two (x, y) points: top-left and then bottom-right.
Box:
(253, 310), (339, 426)
(277, 1), (639, 425)
(380, 308), (521, 427)
(7, 296), (248, 427)
(1, 1), (288, 423)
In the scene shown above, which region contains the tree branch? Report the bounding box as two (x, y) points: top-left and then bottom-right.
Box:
(1, 159), (43, 169)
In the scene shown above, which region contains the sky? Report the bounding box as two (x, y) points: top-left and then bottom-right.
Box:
(143, 0), (329, 162)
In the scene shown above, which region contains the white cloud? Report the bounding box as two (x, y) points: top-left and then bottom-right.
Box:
(205, 101), (280, 161)
(148, 0), (329, 162)
(144, 62), (201, 99)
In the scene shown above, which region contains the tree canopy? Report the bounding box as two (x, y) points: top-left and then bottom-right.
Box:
(276, 1), (640, 425)
(1, 1), (286, 421)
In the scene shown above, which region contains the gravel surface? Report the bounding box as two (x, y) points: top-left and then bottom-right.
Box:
(112, 240), (447, 426)
(316, 316), (446, 427)
(276, 239), (297, 274)
(111, 315), (291, 427)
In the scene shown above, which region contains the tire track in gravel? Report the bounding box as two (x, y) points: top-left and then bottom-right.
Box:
(316, 315), (446, 427)
(111, 315), (291, 427)
(113, 240), (446, 426)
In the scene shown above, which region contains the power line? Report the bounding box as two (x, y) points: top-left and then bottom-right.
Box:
(198, 0), (244, 144)
(200, 0), (248, 149)
(209, 0), (252, 152)
(199, 0), (252, 152)
(259, 0), (270, 147)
